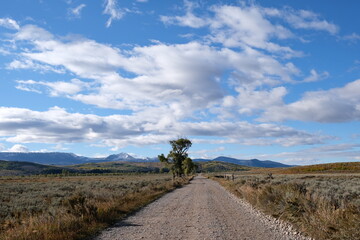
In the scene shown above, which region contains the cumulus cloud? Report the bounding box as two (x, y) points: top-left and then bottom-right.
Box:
(260, 79), (360, 122)
(0, 18), (20, 30)
(9, 23), (300, 116)
(161, 2), (337, 56)
(15, 24), (53, 41)
(221, 86), (287, 116)
(0, 3), (348, 152)
(16, 79), (89, 96)
(7, 144), (29, 152)
(161, 3), (296, 56)
(103, 0), (124, 27)
(0, 106), (330, 149)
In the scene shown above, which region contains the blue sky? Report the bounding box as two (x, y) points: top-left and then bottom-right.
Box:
(0, 0), (359, 165)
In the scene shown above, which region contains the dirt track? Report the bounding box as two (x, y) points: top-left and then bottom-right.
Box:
(95, 176), (308, 240)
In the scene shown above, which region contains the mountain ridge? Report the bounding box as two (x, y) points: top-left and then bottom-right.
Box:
(0, 152), (293, 168)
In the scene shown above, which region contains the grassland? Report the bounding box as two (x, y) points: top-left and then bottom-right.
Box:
(0, 173), (190, 240)
(0, 159), (251, 177)
(71, 161), (167, 174)
(210, 163), (360, 240)
(0, 160), (168, 176)
(245, 162), (360, 175)
(0, 160), (71, 176)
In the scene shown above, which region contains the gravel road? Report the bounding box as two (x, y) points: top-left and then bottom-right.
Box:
(94, 176), (310, 240)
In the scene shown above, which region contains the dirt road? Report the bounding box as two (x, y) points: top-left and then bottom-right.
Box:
(95, 176), (307, 240)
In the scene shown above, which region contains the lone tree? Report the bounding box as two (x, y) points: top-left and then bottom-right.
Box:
(158, 138), (195, 179)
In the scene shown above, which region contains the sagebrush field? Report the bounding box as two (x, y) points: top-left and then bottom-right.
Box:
(212, 172), (360, 240)
(0, 173), (188, 240)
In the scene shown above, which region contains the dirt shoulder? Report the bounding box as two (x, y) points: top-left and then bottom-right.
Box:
(94, 176), (309, 240)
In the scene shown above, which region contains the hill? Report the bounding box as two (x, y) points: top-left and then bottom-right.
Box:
(0, 160), (74, 176)
(71, 161), (167, 173)
(196, 161), (250, 172)
(0, 152), (157, 165)
(0, 160), (166, 176)
(194, 156), (293, 168)
(277, 162), (360, 174)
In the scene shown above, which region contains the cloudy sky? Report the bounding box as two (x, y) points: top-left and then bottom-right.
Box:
(0, 0), (359, 164)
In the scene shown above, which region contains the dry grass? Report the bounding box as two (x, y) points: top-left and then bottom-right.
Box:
(211, 173), (360, 240)
(0, 174), (191, 240)
(246, 162), (360, 175)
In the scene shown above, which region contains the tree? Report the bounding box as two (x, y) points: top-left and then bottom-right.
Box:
(158, 138), (194, 179)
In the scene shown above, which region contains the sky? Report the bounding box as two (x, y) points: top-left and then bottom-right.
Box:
(0, 0), (359, 165)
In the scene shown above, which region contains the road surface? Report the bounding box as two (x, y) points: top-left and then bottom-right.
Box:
(95, 176), (307, 240)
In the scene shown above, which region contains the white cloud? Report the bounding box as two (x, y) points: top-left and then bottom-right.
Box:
(189, 146), (225, 159)
(7, 144), (29, 152)
(221, 86), (287, 115)
(343, 33), (360, 42)
(15, 24), (53, 41)
(0, 6), (345, 151)
(10, 23), (300, 115)
(103, 0), (124, 27)
(161, 3), (338, 56)
(258, 144), (360, 165)
(303, 69), (329, 83)
(261, 79), (360, 122)
(7, 59), (65, 73)
(161, 1), (206, 28)
(69, 4), (86, 18)
(161, 12), (206, 28)
(0, 106), (329, 150)
(0, 18), (20, 30)
(16, 79), (89, 97)
(277, 8), (339, 34)
(208, 5), (293, 51)
(161, 3), (296, 56)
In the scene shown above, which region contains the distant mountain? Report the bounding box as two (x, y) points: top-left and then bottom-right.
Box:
(105, 153), (136, 161)
(0, 152), (158, 165)
(194, 156), (293, 168)
(104, 153), (158, 162)
(0, 152), (292, 168)
(0, 152), (90, 165)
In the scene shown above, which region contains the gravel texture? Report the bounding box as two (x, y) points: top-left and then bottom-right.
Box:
(94, 176), (312, 240)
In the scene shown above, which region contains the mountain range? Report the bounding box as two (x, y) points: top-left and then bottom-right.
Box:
(194, 156), (294, 168)
(0, 152), (293, 168)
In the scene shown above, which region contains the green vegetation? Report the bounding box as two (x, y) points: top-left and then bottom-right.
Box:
(0, 159), (253, 177)
(158, 138), (195, 178)
(0, 174), (190, 240)
(71, 161), (167, 174)
(211, 172), (360, 240)
(196, 161), (250, 172)
(0, 160), (72, 176)
(0, 160), (169, 177)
